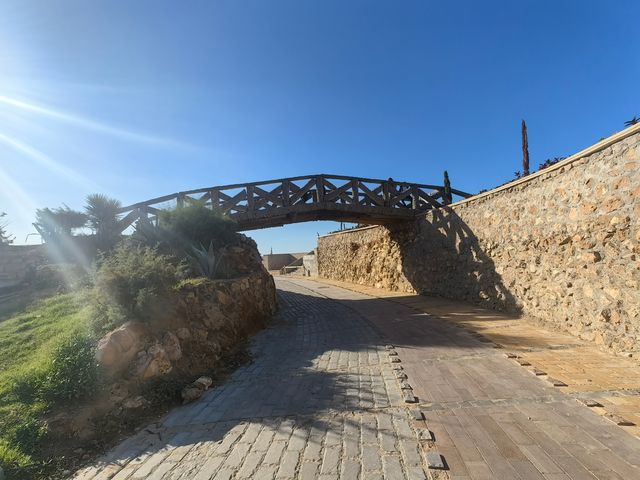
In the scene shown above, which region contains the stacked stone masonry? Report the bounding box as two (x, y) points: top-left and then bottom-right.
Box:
(0, 244), (46, 287)
(318, 128), (640, 353)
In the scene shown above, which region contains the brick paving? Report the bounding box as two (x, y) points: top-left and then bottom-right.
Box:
(74, 278), (640, 479)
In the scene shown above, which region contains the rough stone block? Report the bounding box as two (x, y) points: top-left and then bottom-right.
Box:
(402, 390), (417, 403)
(579, 398), (603, 407)
(425, 452), (447, 470)
(417, 429), (434, 442)
(606, 414), (635, 426)
(547, 377), (567, 387)
(409, 409), (424, 421)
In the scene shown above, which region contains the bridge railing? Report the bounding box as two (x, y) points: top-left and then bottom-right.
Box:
(116, 174), (472, 232)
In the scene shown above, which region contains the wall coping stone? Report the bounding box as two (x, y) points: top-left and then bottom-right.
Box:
(449, 123), (640, 208)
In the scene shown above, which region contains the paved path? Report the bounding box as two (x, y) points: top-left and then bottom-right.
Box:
(75, 278), (640, 480)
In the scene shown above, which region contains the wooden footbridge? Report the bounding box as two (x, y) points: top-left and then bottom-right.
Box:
(117, 174), (472, 231)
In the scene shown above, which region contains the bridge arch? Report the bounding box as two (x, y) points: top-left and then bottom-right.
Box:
(117, 174), (471, 232)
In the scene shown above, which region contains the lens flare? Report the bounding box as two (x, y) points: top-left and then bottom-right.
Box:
(0, 94), (192, 149)
(0, 132), (98, 189)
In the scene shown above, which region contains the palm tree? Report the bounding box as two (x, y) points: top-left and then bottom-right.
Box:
(521, 119), (530, 176)
(85, 194), (122, 250)
(624, 116), (639, 127)
(34, 206), (87, 243)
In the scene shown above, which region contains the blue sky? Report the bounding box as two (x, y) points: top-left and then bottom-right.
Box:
(1, 1), (638, 253)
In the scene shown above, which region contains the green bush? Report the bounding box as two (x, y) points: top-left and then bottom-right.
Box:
(91, 242), (184, 332)
(39, 334), (98, 403)
(134, 204), (236, 254)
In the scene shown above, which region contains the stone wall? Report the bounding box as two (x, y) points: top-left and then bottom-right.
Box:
(303, 250), (318, 276)
(262, 252), (306, 271)
(0, 244), (47, 289)
(96, 235), (278, 383)
(318, 126), (640, 352)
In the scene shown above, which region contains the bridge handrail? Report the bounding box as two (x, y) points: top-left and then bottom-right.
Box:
(116, 174), (472, 232)
(118, 174), (471, 212)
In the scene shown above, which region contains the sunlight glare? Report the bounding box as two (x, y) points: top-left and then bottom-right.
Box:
(0, 132), (98, 189)
(0, 94), (193, 150)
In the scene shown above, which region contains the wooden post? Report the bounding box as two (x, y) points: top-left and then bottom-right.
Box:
(282, 180), (290, 207)
(246, 186), (255, 217)
(210, 189), (219, 211)
(315, 176), (325, 203)
(351, 180), (359, 205)
(383, 181), (390, 207)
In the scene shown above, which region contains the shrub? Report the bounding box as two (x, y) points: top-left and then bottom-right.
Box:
(90, 242), (184, 332)
(0, 212), (14, 245)
(39, 334), (98, 403)
(134, 204), (236, 254)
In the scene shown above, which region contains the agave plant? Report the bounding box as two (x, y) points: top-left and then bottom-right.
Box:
(624, 116), (639, 127)
(188, 241), (223, 279)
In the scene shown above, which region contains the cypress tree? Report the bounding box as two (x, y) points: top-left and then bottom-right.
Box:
(521, 119), (530, 176)
(443, 171), (452, 205)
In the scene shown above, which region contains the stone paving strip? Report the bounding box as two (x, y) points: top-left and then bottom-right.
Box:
(73, 279), (431, 480)
(316, 277), (640, 439)
(306, 277), (640, 479)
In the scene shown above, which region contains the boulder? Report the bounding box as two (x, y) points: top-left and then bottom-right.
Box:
(95, 322), (151, 376)
(181, 385), (204, 404)
(131, 344), (173, 379)
(194, 376), (213, 389)
(181, 376), (213, 404)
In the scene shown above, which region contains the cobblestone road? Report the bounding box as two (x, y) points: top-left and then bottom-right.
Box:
(75, 279), (428, 480)
(75, 278), (640, 480)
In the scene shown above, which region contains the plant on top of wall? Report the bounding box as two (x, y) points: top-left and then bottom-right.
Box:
(0, 212), (14, 245)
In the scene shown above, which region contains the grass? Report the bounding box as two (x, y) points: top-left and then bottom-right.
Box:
(0, 292), (92, 478)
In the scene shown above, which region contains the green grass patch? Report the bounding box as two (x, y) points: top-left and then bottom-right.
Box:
(0, 293), (95, 477)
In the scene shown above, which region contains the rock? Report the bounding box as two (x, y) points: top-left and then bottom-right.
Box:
(217, 290), (233, 305)
(181, 376), (213, 404)
(131, 344), (172, 379)
(96, 322), (151, 376)
(194, 376), (213, 389)
(175, 327), (191, 340)
(181, 385), (204, 403)
(162, 332), (182, 361)
(202, 306), (226, 329)
(123, 396), (148, 410)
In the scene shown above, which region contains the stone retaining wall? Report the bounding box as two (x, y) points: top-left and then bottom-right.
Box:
(318, 126), (640, 352)
(0, 244), (46, 288)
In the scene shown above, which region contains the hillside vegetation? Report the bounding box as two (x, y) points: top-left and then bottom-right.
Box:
(0, 293), (93, 478)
